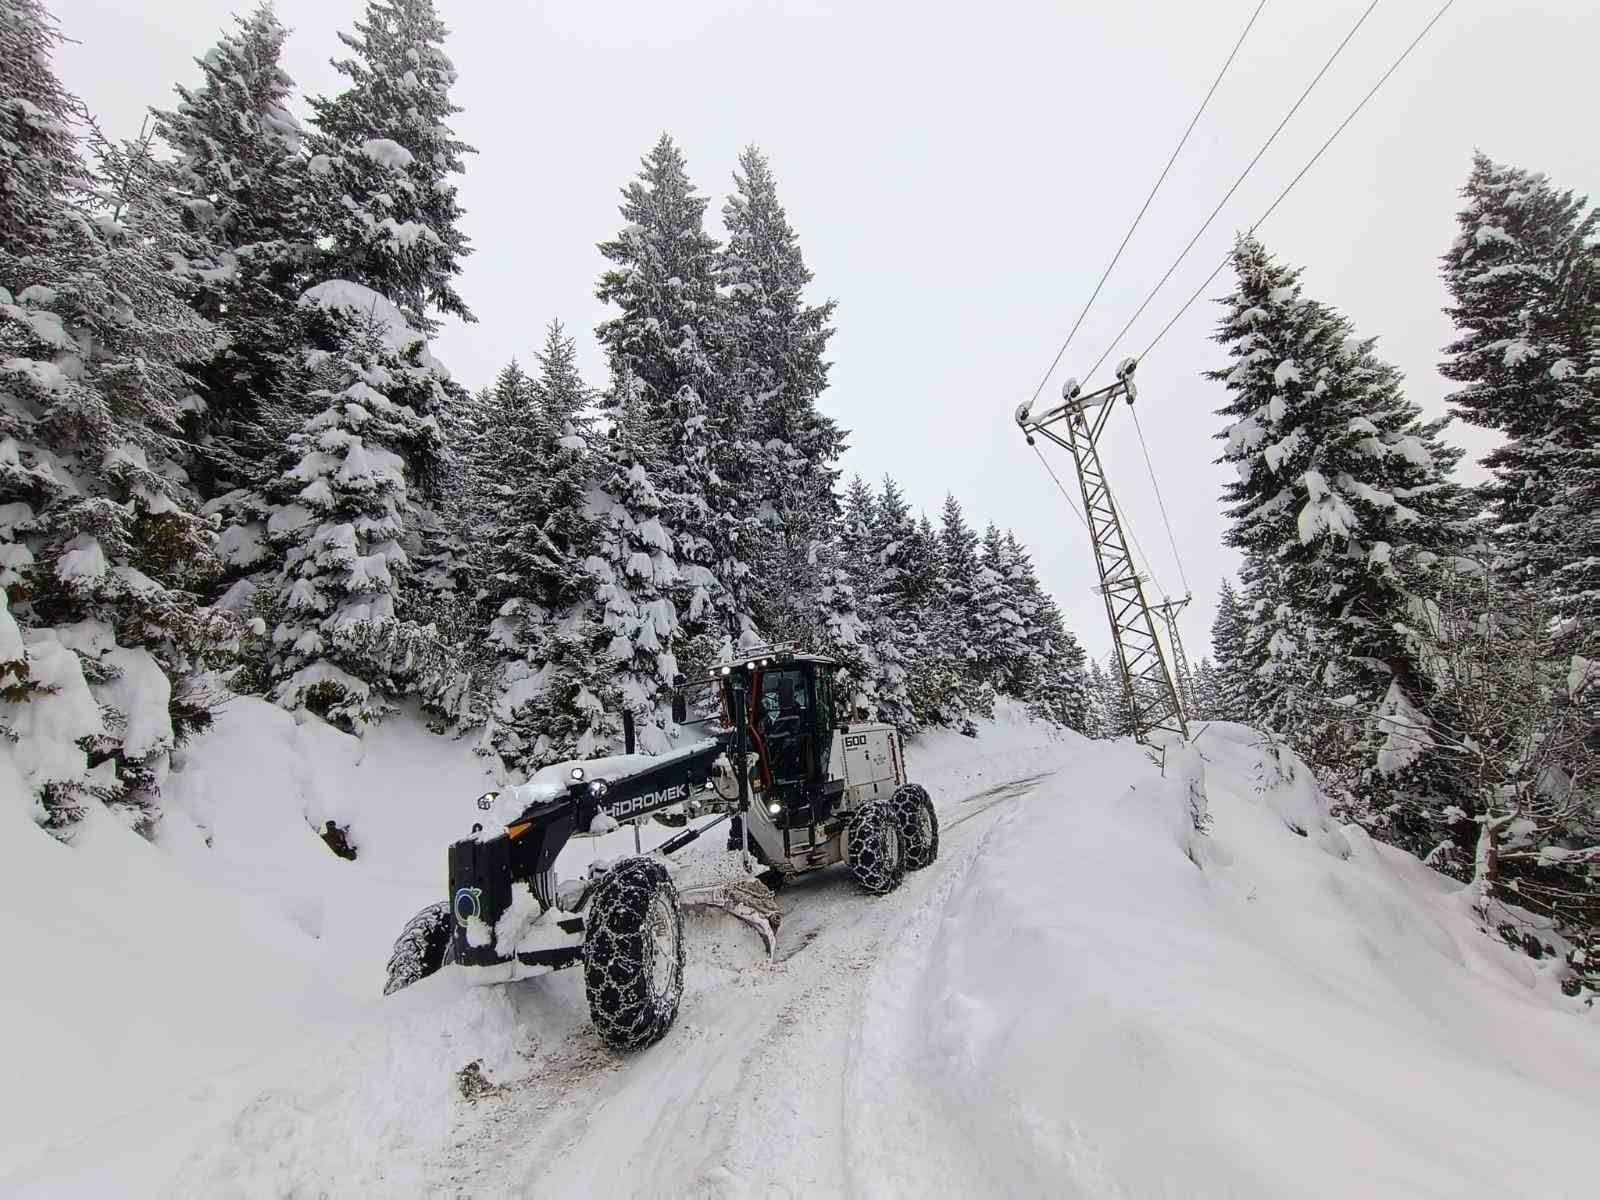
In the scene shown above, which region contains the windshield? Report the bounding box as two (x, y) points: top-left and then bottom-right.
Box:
(759, 669), (810, 727)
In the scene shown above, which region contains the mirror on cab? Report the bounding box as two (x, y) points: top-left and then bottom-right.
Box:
(671, 691), (688, 724)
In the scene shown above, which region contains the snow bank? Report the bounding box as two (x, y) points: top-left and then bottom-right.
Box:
(0, 698), (501, 1194)
(852, 723), (1600, 1197)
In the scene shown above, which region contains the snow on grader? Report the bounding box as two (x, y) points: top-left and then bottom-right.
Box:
(385, 644), (939, 1049)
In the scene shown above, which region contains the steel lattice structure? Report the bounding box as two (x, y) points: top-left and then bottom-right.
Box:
(1153, 594), (1195, 720)
(1017, 360), (1189, 743)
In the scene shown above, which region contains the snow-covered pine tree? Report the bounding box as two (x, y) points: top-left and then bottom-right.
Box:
(1440, 153), (1599, 629)
(995, 531), (1043, 699)
(834, 475), (887, 719)
(838, 475), (876, 586)
(1, 34), (227, 836)
(900, 506), (968, 732)
(976, 521), (1027, 693)
(1235, 550), (1320, 733)
(810, 529), (876, 723)
(597, 135), (746, 650)
(257, 286), (446, 731)
(472, 358), (539, 640)
(719, 145), (844, 638)
(586, 365), (682, 752)
(476, 325), (617, 773)
(303, 0), (474, 333)
(0, 584), (104, 832)
(1210, 234), (1476, 855)
(1208, 575), (1252, 723)
(1081, 658), (1107, 738)
(1038, 615), (1091, 733)
(1001, 531), (1089, 731)
(1089, 656), (1132, 738)
(228, 0), (473, 728)
(152, 3), (311, 501)
(1190, 657), (1221, 722)
(0, 0), (90, 253)
(937, 493), (994, 723)
(862, 477), (929, 733)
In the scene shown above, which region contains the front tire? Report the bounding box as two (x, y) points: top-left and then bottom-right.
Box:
(892, 784), (940, 871)
(845, 801), (905, 895)
(582, 857), (685, 1050)
(384, 900), (454, 996)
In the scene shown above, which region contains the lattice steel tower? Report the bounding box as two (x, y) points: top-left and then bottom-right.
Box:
(1016, 359), (1189, 742)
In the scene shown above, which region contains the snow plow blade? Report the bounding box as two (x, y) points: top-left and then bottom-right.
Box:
(677, 879), (782, 960)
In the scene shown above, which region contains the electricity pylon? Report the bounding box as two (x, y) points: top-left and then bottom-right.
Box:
(1152, 594), (1195, 719)
(1017, 358), (1189, 743)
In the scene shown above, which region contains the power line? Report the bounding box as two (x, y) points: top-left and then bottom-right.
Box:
(1131, 406), (1191, 594)
(1023, 0), (1267, 413)
(1082, 0), (1381, 385)
(1137, 0), (1456, 363)
(1116, 488), (1168, 600)
(1030, 441), (1091, 533)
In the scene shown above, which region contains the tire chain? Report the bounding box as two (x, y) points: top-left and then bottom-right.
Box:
(384, 900), (452, 996)
(582, 857), (686, 1050)
(845, 801), (905, 895)
(890, 783), (940, 871)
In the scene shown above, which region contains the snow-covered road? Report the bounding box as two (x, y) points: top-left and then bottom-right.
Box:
(430, 751), (1061, 1198)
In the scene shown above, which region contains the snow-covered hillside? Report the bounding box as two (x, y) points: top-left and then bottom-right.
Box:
(2, 705), (1596, 1197)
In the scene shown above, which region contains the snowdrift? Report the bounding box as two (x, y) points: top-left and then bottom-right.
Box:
(849, 723), (1600, 1198)
(0, 696), (498, 1191)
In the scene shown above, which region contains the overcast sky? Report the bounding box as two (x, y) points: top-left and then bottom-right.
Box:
(51, 0), (1599, 663)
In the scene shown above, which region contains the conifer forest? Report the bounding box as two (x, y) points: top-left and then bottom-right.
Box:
(1, 2), (1597, 1193)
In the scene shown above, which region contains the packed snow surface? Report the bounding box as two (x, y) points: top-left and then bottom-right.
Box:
(2, 704), (1595, 1196)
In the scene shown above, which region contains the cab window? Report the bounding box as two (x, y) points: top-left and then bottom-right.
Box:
(760, 669), (809, 726)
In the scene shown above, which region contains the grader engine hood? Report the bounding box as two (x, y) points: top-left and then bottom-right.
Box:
(448, 738), (728, 969)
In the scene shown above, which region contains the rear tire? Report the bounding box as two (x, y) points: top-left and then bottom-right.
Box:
(892, 784), (939, 871)
(582, 857), (685, 1050)
(384, 900), (454, 996)
(845, 800), (904, 894)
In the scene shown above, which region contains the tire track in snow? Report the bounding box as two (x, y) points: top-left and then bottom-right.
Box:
(842, 776), (1053, 1196)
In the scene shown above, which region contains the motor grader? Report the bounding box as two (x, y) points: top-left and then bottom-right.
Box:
(384, 643), (938, 1049)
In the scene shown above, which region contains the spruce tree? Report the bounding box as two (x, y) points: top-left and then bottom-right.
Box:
(720, 145), (843, 633)
(939, 494), (984, 669)
(475, 325), (615, 772)
(937, 493), (993, 721)
(229, 0), (471, 729)
(901, 508), (967, 732)
(976, 522), (1027, 691)
(1211, 235), (1475, 849)
(863, 477), (926, 732)
(1089, 656), (1132, 738)
(1208, 576), (1252, 723)
(304, 0), (474, 332)
(473, 359), (540, 638)
(1002, 532), (1089, 730)
(587, 367), (682, 751)
(0, 0), (90, 253)
(153, 3), (311, 500)
(1440, 153), (1599, 627)
(2, 24), (225, 835)
(596, 135), (746, 647)
(811, 531), (875, 722)
(835, 475), (886, 718)
(258, 290), (445, 730)
(1190, 657), (1221, 722)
